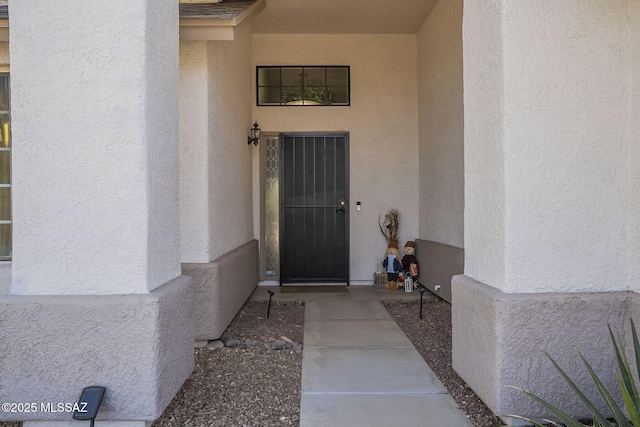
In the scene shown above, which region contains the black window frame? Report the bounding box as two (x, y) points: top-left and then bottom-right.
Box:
(256, 66), (351, 107)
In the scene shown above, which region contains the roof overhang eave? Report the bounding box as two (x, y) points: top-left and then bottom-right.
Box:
(0, 0), (266, 43)
(179, 0), (265, 41)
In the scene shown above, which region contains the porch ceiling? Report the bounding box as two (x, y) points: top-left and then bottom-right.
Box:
(250, 0), (439, 34)
(0, 1), (439, 35)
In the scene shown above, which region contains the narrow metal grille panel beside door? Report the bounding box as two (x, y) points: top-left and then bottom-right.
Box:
(280, 134), (349, 283)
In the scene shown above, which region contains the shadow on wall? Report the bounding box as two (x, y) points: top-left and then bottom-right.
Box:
(415, 239), (463, 303)
(182, 239), (259, 341)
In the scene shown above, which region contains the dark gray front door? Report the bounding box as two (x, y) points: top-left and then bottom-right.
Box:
(280, 133), (349, 283)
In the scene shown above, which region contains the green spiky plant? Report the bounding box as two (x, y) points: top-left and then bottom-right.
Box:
(509, 319), (640, 427)
(281, 72), (336, 105)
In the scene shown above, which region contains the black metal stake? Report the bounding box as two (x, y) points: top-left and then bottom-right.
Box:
(417, 284), (427, 320)
(267, 290), (274, 318)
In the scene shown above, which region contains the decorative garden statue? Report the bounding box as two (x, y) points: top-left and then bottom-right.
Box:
(383, 241), (402, 290)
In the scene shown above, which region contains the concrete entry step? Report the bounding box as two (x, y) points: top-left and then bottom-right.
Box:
(280, 285), (349, 294)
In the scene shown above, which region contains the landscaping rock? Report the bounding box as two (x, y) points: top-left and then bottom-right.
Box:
(224, 338), (241, 347)
(206, 340), (224, 350)
(152, 300), (304, 427)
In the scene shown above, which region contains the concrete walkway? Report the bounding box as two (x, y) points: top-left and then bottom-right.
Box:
(251, 286), (472, 426)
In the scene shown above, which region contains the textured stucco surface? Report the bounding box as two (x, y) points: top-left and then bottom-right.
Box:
(207, 23), (255, 262)
(144, 0), (182, 292)
(182, 239), (258, 340)
(252, 34), (419, 283)
(416, 0), (464, 250)
(452, 275), (500, 412)
(453, 275), (629, 421)
(502, 1), (631, 294)
(631, 0), (640, 292)
(462, 0), (506, 289)
(9, 0), (181, 295)
(179, 24), (255, 263)
(626, 293), (640, 350)
(179, 41), (211, 262)
(0, 262), (10, 295)
(415, 239), (463, 303)
(0, 276), (194, 422)
(464, 1), (635, 294)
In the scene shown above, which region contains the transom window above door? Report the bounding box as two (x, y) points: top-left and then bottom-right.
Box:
(256, 66), (350, 106)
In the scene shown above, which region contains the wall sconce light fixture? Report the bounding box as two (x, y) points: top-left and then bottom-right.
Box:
(247, 121), (261, 145)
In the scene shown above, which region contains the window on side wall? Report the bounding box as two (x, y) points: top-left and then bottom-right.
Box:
(0, 74), (10, 260)
(257, 66), (350, 106)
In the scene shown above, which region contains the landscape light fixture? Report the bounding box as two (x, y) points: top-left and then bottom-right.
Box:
(73, 385), (105, 427)
(417, 283), (427, 320)
(247, 121), (261, 145)
(266, 289), (275, 318)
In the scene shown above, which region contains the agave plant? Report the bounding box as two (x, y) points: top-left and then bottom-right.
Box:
(510, 319), (640, 427)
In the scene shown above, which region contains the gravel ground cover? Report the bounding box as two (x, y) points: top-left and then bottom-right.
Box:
(384, 297), (504, 427)
(0, 295), (514, 427)
(152, 300), (304, 427)
(0, 301), (304, 427)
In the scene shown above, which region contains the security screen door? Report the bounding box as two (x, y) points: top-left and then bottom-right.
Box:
(280, 134), (349, 283)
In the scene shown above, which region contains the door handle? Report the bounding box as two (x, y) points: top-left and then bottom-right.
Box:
(337, 199), (347, 213)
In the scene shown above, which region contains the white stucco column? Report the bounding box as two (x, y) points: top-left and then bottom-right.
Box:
(1, 1), (194, 425)
(179, 41), (211, 263)
(455, 1), (637, 422)
(10, 0), (181, 295)
(180, 24), (259, 342)
(464, 0), (632, 295)
(631, 0), (640, 293)
(500, 1), (631, 295)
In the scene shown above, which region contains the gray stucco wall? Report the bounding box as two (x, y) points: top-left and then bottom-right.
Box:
(182, 239), (258, 340)
(0, 275), (194, 422)
(0, 262), (10, 295)
(452, 275), (630, 423)
(416, 0), (464, 249)
(415, 239), (463, 302)
(626, 295), (640, 366)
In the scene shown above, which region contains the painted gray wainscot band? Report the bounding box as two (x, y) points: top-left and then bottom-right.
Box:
(0, 275), (194, 422)
(182, 239), (259, 341)
(0, 262), (11, 295)
(452, 274), (634, 423)
(415, 239), (463, 303)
